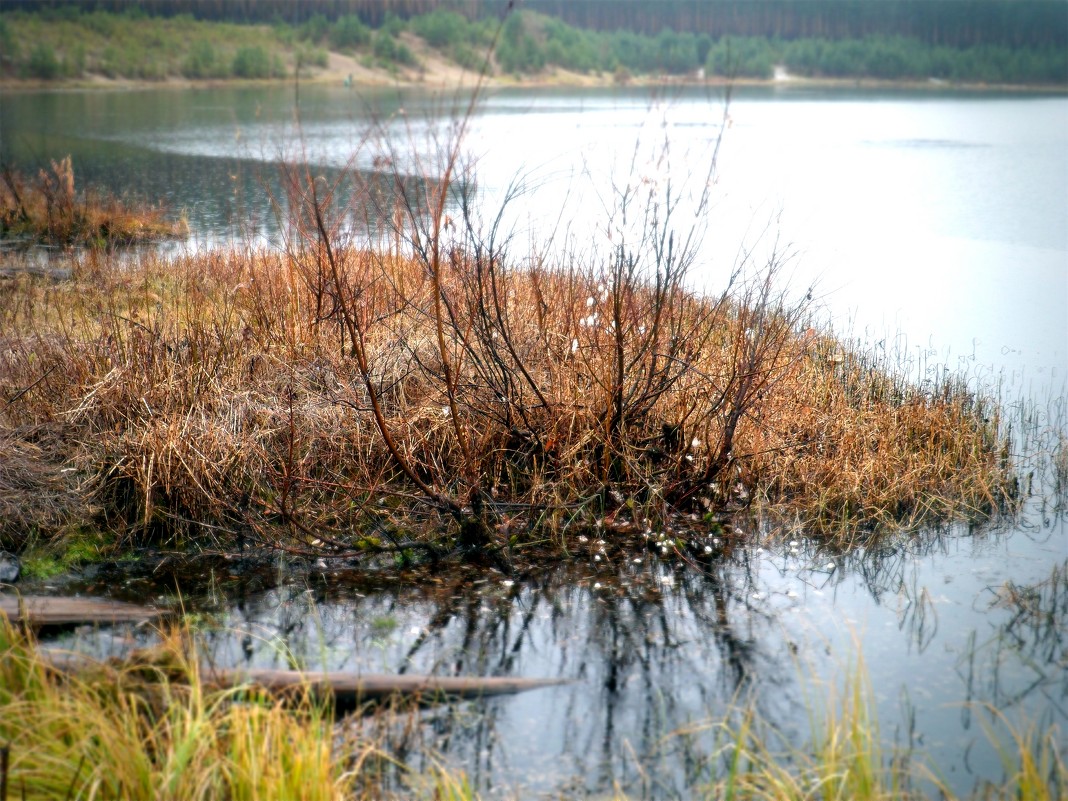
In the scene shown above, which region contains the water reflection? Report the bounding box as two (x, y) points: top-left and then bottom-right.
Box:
(50, 511), (1065, 799)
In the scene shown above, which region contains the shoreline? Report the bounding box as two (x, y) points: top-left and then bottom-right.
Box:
(3, 65), (1065, 96)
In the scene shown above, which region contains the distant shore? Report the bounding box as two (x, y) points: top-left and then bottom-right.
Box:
(3, 58), (1064, 95)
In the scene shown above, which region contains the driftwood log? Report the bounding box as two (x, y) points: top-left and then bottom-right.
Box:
(1, 594), (568, 707)
(37, 648), (568, 708)
(0, 595), (162, 628)
(209, 667), (569, 704)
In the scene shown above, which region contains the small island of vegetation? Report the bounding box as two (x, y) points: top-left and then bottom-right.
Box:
(1, 157), (187, 248)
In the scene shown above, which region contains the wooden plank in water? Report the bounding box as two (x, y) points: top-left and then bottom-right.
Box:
(204, 666), (569, 705)
(0, 595), (161, 628)
(36, 649), (567, 706)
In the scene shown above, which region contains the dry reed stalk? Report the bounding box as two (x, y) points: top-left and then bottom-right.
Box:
(1, 159), (186, 248)
(0, 243), (1018, 557)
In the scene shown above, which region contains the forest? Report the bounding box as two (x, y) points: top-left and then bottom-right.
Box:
(1, 0), (1065, 49)
(2, 2), (1065, 86)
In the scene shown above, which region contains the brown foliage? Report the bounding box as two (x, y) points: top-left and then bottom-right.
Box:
(0, 242), (1016, 555)
(0, 158), (187, 247)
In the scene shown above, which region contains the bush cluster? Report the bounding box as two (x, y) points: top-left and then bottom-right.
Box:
(1, 9), (305, 82)
(486, 12), (1066, 83)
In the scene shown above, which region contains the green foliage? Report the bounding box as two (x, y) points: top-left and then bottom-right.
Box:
(450, 42), (486, 73)
(372, 30), (414, 67)
(98, 44), (123, 78)
(0, 6), (1063, 87)
(67, 42), (86, 76)
(302, 46), (330, 69)
(488, 10), (1065, 84)
(0, 15), (16, 63)
(79, 10), (113, 37)
(329, 14), (370, 50)
(706, 37), (775, 79)
(381, 13), (405, 38)
(25, 42), (61, 80)
(182, 39), (224, 79)
(780, 35), (1068, 83)
(498, 12), (545, 74)
(231, 45), (272, 79)
(19, 528), (111, 579)
(655, 28), (699, 74)
(297, 12), (329, 44)
(38, 4), (80, 23)
(410, 9), (469, 49)
(542, 16), (599, 72)
(20, 552), (63, 579)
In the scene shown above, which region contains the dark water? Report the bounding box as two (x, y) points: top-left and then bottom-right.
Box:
(3, 84), (1066, 798)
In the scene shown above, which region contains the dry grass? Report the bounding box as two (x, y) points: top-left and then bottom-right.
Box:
(0, 617), (468, 801)
(0, 157), (187, 248)
(0, 236), (1017, 558)
(744, 334), (1016, 541)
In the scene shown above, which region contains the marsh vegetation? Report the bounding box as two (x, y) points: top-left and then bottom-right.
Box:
(0, 158), (186, 249)
(0, 155), (1018, 566)
(0, 11), (1065, 796)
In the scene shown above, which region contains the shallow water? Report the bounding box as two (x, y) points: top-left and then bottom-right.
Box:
(48, 511), (1066, 798)
(4, 84), (1067, 797)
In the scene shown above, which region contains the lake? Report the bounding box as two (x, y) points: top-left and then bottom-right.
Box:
(2, 83), (1066, 798)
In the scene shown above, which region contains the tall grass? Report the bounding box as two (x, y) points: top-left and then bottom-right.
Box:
(0, 231), (1017, 559)
(614, 666), (1065, 801)
(0, 618), (365, 800)
(0, 617), (489, 800)
(0, 199), (1018, 560)
(0, 158), (186, 247)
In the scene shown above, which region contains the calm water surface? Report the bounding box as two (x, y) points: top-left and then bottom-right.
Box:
(3, 85), (1066, 798)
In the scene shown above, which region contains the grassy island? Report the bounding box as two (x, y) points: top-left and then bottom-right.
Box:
(0, 149), (1019, 569)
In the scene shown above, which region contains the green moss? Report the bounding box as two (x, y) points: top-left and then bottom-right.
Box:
(370, 615), (398, 635)
(19, 528), (113, 580)
(19, 553), (64, 580)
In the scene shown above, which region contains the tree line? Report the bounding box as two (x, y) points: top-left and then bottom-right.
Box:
(2, 0), (1065, 49)
(3, 4), (1065, 85)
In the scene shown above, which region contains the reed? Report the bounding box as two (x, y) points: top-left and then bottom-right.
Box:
(0, 619), (346, 800)
(2, 617), (1060, 801)
(604, 638), (1067, 801)
(0, 158), (187, 248)
(616, 674), (1065, 801)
